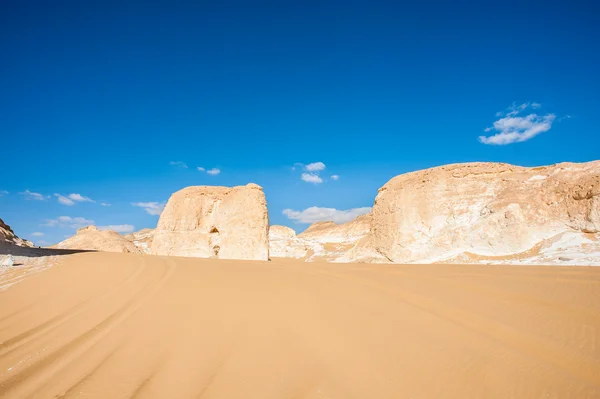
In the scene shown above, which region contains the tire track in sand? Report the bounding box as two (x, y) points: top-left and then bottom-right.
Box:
(0, 257), (176, 399)
(0, 260), (146, 358)
(310, 267), (600, 389)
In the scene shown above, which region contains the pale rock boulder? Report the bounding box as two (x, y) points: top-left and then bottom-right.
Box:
(270, 214), (372, 262)
(0, 254), (14, 267)
(268, 225), (309, 259)
(55, 226), (142, 253)
(354, 161), (600, 263)
(124, 228), (155, 254)
(150, 184), (269, 260)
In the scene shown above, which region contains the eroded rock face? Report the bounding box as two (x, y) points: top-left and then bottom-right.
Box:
(268, 225), (309, 259)
(269, 214), (372, 262)
(55, 226), (141, 253)
(354, 161), (600, 263)
(150, 184), (269, 260)
(0, 218), (33, 248)
(124, 228), (154, 254)
(298, 214), (372, 243)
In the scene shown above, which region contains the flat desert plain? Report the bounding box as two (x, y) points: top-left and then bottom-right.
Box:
(1, 253), (600, 398)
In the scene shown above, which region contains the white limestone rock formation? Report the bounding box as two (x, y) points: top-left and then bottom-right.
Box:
(268, 225), (309, 259)
(55, 226), (142, 254)
(0, 218), (34, 248)
(352, 161), (600, 264)
(150, 184), (270, 260)
(124, 228), (155, 254)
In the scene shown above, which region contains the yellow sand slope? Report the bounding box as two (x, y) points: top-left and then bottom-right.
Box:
(1, 253), (599, 398)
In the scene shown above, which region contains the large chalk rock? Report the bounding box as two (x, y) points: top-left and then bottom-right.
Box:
(355, 161), (600, 263)
(150, 184), (270, 260)
(55, 226), (142, 253)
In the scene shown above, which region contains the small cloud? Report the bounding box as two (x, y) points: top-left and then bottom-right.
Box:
(283, 206), (372, 224)
(98, 224), (135, 233)
(55, 194), (75, 206)
(198, 167), (220, 175)
(305, 162), (326, 172)
(291, 162), (304, 171)
(68, 193), (94, 203)
(558, 115), (572, 122)
(330, 175), (340, 181)
(31, 232), (44, 237)
(0, 190), (8, 196)
(479, 102), (557, 145)
(169, 161), (188, 168)
(55, 193), (95, 206)
(44, 216), (95, 229)
(132, 202), (165, 216)
(301, 173), (323, 184)
(20, 190), (48, 201)
(100, 202), (111, 207)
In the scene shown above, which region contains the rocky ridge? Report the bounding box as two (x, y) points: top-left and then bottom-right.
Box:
(54, 226), (141, 254)
(0, 218), (33, 248)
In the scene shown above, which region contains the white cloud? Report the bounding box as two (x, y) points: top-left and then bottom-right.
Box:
(100, 202), (111, 207)
(305, 162), (326, 172)
(132, 202), (165, 216)
(68, 193), (94, 203)
(55, 194), (75, 206)
(55, 193), (95, 206)
(169, 161), (188, 168)
(44, 216), (95, 229)
(0, 190), (8, 196)
(98, 224), (135, 233)
(295, 162), (332, 183)
(331, 175), (340, 181)
(283, 206), (372, 224)
(480, 103), (556, 145)
(31, 232), (44, 237)
(301, 173), (323, 184)
(198, 167), (220, 175)
(20, 190), (48, 201)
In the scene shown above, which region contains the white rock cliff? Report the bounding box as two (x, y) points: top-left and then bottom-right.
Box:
(150, 184), (270, 260)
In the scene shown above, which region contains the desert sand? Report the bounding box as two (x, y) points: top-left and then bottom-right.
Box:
(1, 252), (599, 398)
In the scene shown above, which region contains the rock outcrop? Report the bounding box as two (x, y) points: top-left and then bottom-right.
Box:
(124, 228), (154, 254)
(0, 218), (33, 248)
(269, 214), (372, 261)
(351, 161), (600, 264)
(54, 226), (141, 254)
(268, 225), (309, 259)
(150, 184), (270, 260)
(298, 214), (372, 243)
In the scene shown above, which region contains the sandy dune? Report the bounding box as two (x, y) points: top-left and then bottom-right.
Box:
(1, 253), (600, 398)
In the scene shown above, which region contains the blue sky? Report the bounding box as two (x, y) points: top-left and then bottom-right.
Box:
(1, 1), (598, 245)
